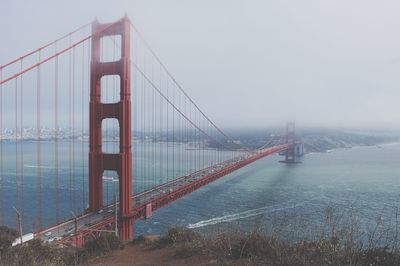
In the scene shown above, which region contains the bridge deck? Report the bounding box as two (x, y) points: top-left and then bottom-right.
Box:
(35, 144), (289, 243)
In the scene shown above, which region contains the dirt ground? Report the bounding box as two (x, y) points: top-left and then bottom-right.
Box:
(85, 241), (220, 266)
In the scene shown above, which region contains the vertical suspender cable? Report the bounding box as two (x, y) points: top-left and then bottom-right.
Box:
(85, 36), (91, 209)
(143, 50), (146, 193)
(183, 95), (186, 175)
(68, 36), (72, 211)
(199, 111), (201, 171)
(151, 58), (155, 188)
(194, 106), (200, 171)
(133, 35), (138, 196)
(194, 108), (196, 172)
(158, 66), (163, 184)
(15, 78), (19, 215)
(166, 76), (169, 183)
(202, 116), (204, 169)
(200, 115), (202, 169)
(208, 121), (211, 167)
(172, 83), (175, 184)
(149, 56), (152, 188)
(215, 125), (218, 163)
(189, 100), (192, 173)
(54, 44), (60, 224)
(144, 52), (148, 192)
(81, 39), (86, 212)
(179, 88), (182, 178)
(153, 60), (156, 188)
(131, 30), (138, 197)
(145, 57), (149, 191)
(20, 60), (25, 224)
(197, 110), (200, 172)
(141, 53), (144, 193)
(134, 32), (138, 196)
(185, 97), (188, 175)
(37, 51), (42, 230)
(72, 47), (76, 211)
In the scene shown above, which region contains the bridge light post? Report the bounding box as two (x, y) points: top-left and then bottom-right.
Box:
(12, 206), (23, 245)
(70, 211), (78, 237)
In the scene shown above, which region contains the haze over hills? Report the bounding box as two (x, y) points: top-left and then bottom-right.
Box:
(1, 126), (398, 154)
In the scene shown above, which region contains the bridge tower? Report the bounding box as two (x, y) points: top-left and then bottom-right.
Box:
(281, 122), (301, 163)
(89, 16), (134, 240)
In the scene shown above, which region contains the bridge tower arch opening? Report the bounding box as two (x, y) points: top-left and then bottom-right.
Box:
(89, 16), (134, 240)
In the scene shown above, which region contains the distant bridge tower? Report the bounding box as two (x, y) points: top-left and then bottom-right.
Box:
(281, 122), (303, 163)
(89, 16), (134, 240)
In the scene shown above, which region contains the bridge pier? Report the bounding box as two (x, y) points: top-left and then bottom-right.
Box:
(119, 217), (134, 240)
(89, 16), (134, 241)
(72, 233), (84, 248)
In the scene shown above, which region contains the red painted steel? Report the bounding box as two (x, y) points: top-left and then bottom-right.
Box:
(89, 16), (133, 240)
(130, 145), (289, 220)
(57, 145), (290, 244)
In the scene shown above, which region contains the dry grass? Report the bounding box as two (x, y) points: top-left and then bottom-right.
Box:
(140, 227), (400, 266)
(140, 207), (400, 266)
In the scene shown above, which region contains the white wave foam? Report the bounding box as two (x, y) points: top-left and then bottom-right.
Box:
(187, 204), (301, 229)
(24, 165), (66, 169)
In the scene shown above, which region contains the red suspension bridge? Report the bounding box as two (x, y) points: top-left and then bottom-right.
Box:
(0, 16), (302, 246)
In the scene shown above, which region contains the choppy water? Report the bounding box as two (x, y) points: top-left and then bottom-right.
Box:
(136, 143), (400, 239)
(1, 141), (400, 240)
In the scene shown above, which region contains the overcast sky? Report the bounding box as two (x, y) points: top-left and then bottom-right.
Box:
(1, 0), (400, 130)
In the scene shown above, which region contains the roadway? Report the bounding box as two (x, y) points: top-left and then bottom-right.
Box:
(34, 145), (288, 243)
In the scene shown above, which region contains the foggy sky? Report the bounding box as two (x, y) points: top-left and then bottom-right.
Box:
(1, 0), (400, 130)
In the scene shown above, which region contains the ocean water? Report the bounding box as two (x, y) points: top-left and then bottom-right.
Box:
(1, 141), (400, 240)
(135, 143), (400, 239)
